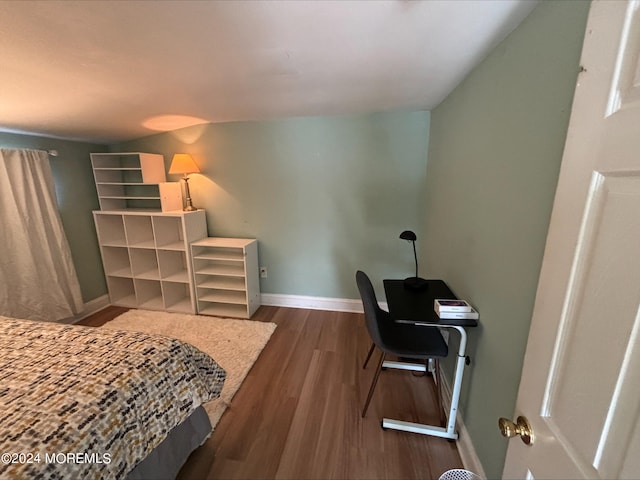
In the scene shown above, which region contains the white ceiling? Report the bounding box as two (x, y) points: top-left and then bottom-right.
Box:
(0, 0), (537, 144)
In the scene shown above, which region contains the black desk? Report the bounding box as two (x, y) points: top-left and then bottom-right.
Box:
(382, 279), (478, 440)
(384, 279), (478, 327)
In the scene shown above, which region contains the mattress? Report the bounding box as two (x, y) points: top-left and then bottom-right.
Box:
(0, 315), (226, 479)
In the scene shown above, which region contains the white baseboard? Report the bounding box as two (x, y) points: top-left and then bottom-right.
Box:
(261, 293), (367, 313)
(440, 366), (485, 479)
(260, 293), (388, 313)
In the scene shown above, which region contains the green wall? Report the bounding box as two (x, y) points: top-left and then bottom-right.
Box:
(422, 1), (590, 477)
(113, 111), (430, 299)
(0, 132), (108, 303)
(1, 112), (429, 307)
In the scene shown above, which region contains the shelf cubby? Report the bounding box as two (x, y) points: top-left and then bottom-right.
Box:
(93, 168), (143, 184)
(107, 277), (136, 307)
(162, 282), (192, 313)
(153, 216), (185, 250)
(94, 214), (126, 246)
(97, 184), (161, 210)
(101, 246), (132, 277)
(92, 154), (147, 170)
(158, 250), (189, 282)
(195, 261), (245, 277)
(134, 279), (163, 310)
(130, 248), (160, 280)
(197, 288), (247, 304)
(198, 302), (249, 318)
(124, 215), (155, 248)
(195, 275), (246, 291)
(193, 246), (244, 262)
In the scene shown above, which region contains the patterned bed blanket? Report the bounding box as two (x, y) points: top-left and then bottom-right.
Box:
(0, 315), (226, 479)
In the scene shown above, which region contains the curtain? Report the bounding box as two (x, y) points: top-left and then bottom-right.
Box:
(0, 148), (83, 321)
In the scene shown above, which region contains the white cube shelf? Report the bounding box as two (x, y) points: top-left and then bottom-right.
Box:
(91, 152), (167, 211)
(94, 210), (207, 313)
(191, 238), (260, 319)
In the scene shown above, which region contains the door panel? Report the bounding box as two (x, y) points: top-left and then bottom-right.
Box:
(503, 2), (640, 478)
(545, 173), (640, 478)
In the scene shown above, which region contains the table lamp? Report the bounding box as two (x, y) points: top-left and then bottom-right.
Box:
(399, 230), (428, 290)
(169, 153), (200, 211)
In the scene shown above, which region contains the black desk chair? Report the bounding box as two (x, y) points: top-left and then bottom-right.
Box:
(356, 270), (448, 421)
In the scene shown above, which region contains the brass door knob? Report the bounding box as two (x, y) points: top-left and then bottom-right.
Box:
(498, 415), (534, 445)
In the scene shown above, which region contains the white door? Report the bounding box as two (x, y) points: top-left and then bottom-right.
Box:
(502, 1), (640, 478)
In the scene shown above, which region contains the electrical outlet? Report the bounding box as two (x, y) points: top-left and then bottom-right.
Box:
(260, 266), (267, 278)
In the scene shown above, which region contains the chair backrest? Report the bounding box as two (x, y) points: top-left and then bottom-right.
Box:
(355, 270), (387, 349)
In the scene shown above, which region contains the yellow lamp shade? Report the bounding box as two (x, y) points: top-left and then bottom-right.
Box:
(169, 153), (200, 175)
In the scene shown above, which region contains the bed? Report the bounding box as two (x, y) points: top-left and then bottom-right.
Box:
(0, 315), (226, 479)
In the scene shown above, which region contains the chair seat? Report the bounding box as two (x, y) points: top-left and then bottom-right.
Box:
(380, 323), (448, 359)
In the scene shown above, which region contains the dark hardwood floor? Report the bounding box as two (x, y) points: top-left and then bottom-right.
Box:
(80, 305), (463, 479)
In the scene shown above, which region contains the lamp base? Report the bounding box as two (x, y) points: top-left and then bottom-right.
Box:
(182, 176), (197, 212)
(403, 277), (428, 291)
(183, 195), (197, 211)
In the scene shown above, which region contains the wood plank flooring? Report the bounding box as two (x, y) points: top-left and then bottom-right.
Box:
(80, 305), (463, 479)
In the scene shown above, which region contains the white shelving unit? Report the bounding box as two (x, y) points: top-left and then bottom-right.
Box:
(191, 238), (260, 318)
(91, 152), (166, 211)
(94, 210), (207, 313)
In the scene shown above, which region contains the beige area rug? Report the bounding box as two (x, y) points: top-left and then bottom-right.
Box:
(102, 309), (276, 428)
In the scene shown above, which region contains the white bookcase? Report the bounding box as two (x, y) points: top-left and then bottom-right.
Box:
(191, 238), (260, 318)
(91, 152), (166, 211)
(94, 210), (207, 313)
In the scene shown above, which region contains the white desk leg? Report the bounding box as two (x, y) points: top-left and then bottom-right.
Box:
(382, 325), (468, 441)
(444, 325), (467, 437)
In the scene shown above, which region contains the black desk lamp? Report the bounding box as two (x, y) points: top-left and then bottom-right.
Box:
(399, 230), (428, 290)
